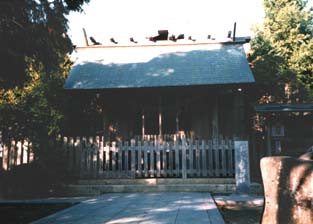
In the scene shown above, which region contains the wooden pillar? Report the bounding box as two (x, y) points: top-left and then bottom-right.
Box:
(102, 117), (107, 141)
(233, 92), (244, 139)
(175, 99), (180, 133)
(176, 112), (179, 133)
(101, 96), (110, 142)
(158, 97), (162, 139)
(238, 93), (245, 138)
(142, 109), (145, 137)
(212, 96), (219, 141)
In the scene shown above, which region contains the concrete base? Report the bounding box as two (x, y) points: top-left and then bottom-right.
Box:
(67, 178), (262, 196)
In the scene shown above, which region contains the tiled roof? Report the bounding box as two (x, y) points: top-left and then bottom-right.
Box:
(64, 42), (255, 90)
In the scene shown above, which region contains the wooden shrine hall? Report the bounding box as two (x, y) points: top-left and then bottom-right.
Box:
(62, 37), (255, 183)
(65, 39), (255, 142)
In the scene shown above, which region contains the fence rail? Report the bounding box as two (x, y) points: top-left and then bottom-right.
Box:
(0, 137), (235, 179)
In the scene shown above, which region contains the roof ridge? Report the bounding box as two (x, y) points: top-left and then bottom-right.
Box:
(76, 40), (247, 50)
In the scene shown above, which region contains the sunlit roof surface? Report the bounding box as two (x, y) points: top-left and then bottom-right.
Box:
(65, 42), (255, 89)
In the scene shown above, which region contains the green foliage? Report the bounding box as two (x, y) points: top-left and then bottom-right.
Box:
(64, 0), (90, 11)
(249, 0), (313, 102)
(0, 0), (88, 153)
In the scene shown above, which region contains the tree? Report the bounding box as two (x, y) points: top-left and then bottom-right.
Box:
(0, 0), (89, 153)
(249, 0), (313, 103)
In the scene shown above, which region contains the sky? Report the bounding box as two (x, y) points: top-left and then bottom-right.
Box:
(67, 0), (265, 47)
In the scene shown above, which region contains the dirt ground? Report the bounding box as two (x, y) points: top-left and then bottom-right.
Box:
(218, 206), (263, 224)
(0, 203), (75, 224)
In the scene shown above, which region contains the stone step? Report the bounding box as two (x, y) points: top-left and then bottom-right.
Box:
(68, 184), (235, 196)
(67, 182), (262, 196)
(77, 178), (235, 185)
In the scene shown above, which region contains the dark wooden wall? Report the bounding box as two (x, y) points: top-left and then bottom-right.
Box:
(93, 85), (248, 142)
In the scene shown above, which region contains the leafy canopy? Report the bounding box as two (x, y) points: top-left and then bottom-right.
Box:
(0, 0), (89, 149)
(249, 0), (313, 102)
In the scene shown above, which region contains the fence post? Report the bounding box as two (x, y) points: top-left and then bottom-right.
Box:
(69, 137), (74, 173)
(213, 138), (219, 176)
(22, 140), (27, 164)
(99, 136), (104, 177)
(16, 141), (22, 166)
(162, 141), (167, 177)
(168, 142), (173, 177)
(74, 137), (80, 176)
(124, 141), (129, 177)
(111, 141), (116, 177)
(10, 140), (16, 168)
(221, 139), (227, 177)
(227, 139), (234, 176)
(175, 139), (179, 177)
(79, 137), (85, 178)
(189, 139), (194, 177)
(117, 142), (122, 177)
(95, 136), (101, 178)
(156, 139), (161, 177)
(208, 140), (213, 177)
(234, 141), (250, 194)
(195, 140), (200, 177)
(149, 141), (154, 177)
(182, 138), (187, 179)
(86, 137), (92, 178)
(144, 141), (148, 177)
(137, 140), (142, 177)
(131, 139), (136, 178)
(104, 141), (110, 178)
(201, 140), (207, 177)
(63, 137), (69, 172)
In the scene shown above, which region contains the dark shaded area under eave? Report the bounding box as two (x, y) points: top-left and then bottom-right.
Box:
(64, 46), (255, 90)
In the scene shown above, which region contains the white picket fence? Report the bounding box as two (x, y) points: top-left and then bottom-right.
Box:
(63, 137), (235, 179)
